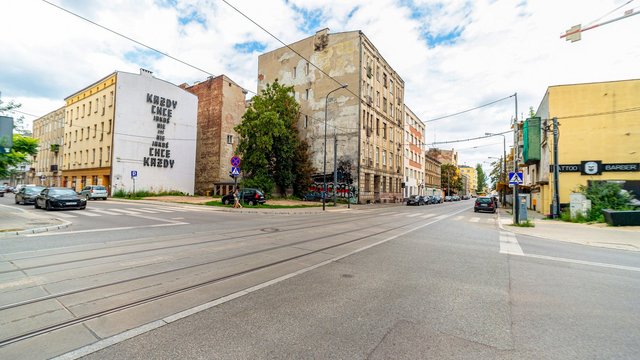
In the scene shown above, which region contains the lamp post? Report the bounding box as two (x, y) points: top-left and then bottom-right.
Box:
(485, 132), (507, 206)
(323, 83), (348, 211)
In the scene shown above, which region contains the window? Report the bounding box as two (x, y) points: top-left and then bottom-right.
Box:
(305, 88), (309, 100)
(86, 126), (90, 139)
(383, 73), (387, 88)
(102, 95), (106, 114)
(376, 118), (380, 135)
(95, 98), (99, 113)
(376, 147), (380, 165)
(92, 149), (95, 163)
(383, 123), (387, 139)
(293, 66), (297, 78)
(227, 135), (233, 144)
(74, 130), (78, 142)
(93, 124), (97, 137)
(85, 150), (88, 164)
(79, 151), (83, 164)
(376, 66), (380, 81)
(109, 91), (114, 107)
(88, 101), (92, 115)
(305, 62), (310, 75)
(376, 91), (380, 107)
(390, 80), (394, 95)
(100, 122), (104, 140)
(99, 147), (102, 163)
(382, 150), (387, 166)
(107, 119), (112, 134)
(82, 104), (85, 118)
(383, 97), (387, 113)
(304, 115), (308, 129)
(76, 106), (79, 119)
(80, 128), (83, 141)
(106, 146), (110, 162)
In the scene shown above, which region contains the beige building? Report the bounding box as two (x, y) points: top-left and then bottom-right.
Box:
(427, 148), (458, 166)
(258, 29), (405, 203)
(63, 73), (116, 191)
(424, 154), (442, 197)
(31, 107), (65, 187)
(459, 165), (478, 196)
(404, 106), (425, 198)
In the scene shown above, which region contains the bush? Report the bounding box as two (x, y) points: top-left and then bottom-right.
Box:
(112, 189), (185, 199)
(578, 182), (632, 222)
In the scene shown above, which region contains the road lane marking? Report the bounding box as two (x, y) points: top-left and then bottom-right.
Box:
(407, 213), (420, 218)
(108, 208), (142, 215)
(25, 222), (189, 237)
(88, 209), (122, 216)
(521, 253), (640, 272)
(454, 215), (464, 221)
(126, 208), (159, 213)
(469, 217), (480, 223)
(51, 212), (77, 218)
(499, 231), (524, 255)
(421, 213), (436, 219)
(73, 211), (100, 217)
(141, 207), (175, 213)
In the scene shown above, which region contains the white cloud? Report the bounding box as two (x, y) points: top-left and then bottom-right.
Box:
(1, 0), (638, 175)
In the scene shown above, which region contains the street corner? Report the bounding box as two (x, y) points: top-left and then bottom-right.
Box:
(0, 205), (71, 237)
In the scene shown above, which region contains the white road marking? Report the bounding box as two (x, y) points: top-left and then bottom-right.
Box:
(109, 208), (142, 215)
(51, 212), (77, 218)
(521, 253), (640, 272)
(499, 231), (524, 255)
(25, 222), (189, 237)
(407, 213), (421, 218)
(469, 217), (480, 223)
(421, 213), (436, 219)
(127, 208), (160, 213)
(140, 207), (175, 213)
(88, 209), (122, 216)
(391, 212), (403, 217)
(73, 211), (101, 217)
(453, 215), (464, 221)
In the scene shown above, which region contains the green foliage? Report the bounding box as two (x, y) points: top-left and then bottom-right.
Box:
(511, 219), (535, 227)
(488, 157), (503, 190)
(235, 80), (315, 197)
(441, 164), (463, 193)
(475, 163), (488, 193)
(560, 209), (590, 223)
(579, 182), (632, 222)
(0, 134), (39, 178)
(112, 189), (185, 199)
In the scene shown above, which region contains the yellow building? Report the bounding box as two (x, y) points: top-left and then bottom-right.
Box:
(459, 165), (477, 196)
(531, 79), (640, 215)
(63, 74), (116, 191)
(31, 107), (65, 187)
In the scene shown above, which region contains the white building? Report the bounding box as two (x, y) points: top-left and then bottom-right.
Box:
(403, 105), (425, 198)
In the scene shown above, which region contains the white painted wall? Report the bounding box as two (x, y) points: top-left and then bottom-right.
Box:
(111, 70), (198, 195)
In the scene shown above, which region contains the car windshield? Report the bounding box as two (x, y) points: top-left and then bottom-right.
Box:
(477, 198), (492, 203)
(49, 189), (78, 196)
(93, 186), (106, 190)
(25, 187), (45, 194)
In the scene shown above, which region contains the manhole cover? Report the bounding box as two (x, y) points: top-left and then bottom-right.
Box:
(260, 228), (280, 233)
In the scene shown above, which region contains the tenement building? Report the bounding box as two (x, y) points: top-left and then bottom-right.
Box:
(258, 29), (405, 203)
(424, 154), (442, 197)
(182, 75), (247, 196)
(62, 69), (198, 195)
(31, 106), (65, 187)
(403, 105), (425, 198)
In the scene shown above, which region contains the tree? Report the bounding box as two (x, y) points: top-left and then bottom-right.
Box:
(0, 96), (30, 136)
(234, 80), (315, 197)
(1, 97), (38, 178)
(488, 157), (503, 190)
(441, 164), (462, 195)
(475, 163), (488, 193)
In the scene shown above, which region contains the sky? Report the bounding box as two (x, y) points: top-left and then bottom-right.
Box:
(1, 0), (639, 179)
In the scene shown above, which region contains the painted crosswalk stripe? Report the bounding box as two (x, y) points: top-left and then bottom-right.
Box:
(407, 213), (421, 218)
(89, 209), (122, 216)
(108, 208), (142, 215)
(128, 208), (160, 213)
(421, 213), (436, 219)
(140, 207), (175, 213)
(454, 215), (464, 221)
(499, 231), (524, 255)
(469, 217), (480, 223)
(52, 212), (77, 218)
(392, 213), (403, 217)
(73, 210), (101, 217)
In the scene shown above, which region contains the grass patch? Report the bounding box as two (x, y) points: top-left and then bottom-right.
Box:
(203, 200), (322, 209)
(510, 220), (535, 227)
(112, 189), (186, 199)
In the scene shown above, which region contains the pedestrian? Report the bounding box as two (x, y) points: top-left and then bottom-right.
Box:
(233, 189), (243, 208)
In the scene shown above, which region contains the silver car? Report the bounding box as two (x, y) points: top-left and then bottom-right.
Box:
(79, 185), (108, 200)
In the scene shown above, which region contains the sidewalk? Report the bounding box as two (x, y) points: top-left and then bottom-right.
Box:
(498, 207), (640, 252)
(0, 204), (70, 237)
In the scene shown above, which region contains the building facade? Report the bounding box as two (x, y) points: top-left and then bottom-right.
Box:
(63, 69), (198, 195)
(31, 107), (65, 187)
(424, 154), (442, 197)
(257, 29), (405, 203)
(182, 75), (247, 195)
(403, 105), (425, 198)
(459, 165), (477, 196)
(427, 148), (458, 166)
(530, 79), (640, 214)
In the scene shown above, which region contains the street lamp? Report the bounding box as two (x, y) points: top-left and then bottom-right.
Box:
(485, 132), (507, 206)
(323, 83), (348, 211)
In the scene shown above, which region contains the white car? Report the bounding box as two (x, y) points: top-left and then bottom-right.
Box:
(79, 185), (108, 200)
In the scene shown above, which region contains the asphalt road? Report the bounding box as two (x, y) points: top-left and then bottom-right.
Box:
(0, 196), (638, 359)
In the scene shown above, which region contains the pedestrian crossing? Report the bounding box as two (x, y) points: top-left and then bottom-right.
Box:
(376, 211), (496, 224)
(34, 205), (208, 218)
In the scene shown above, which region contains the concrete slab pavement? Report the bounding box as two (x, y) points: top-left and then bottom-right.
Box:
(498, 207), (640, 252)
(0, 204), (70, 237)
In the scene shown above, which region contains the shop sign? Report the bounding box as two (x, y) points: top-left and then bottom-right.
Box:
(550, 162), (639, 174)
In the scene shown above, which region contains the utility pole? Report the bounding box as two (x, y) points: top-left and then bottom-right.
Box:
(513, 92), (519, 224)
(552, 117), (560, 218)
(333, 128), (338, 207)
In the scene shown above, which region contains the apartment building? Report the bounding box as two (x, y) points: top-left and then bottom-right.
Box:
(403, 105), (425, 198)
(63, 69), (198, 195)
(528, 78), (640, 214)
(31, 106), (65, 187)
(257, 29), (405, 203)
(459, 165), (478, 196)
(424, 154), (442, 197)
(182, 75), (247, 195)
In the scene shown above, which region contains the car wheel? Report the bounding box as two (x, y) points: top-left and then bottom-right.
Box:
(15, 198), (19, 205)
(222, 198), (230, 205)
(474, 209), (478, 212)
(46, 201), (53, 211)
(248, 200), (255, 206)
(34, 202), (40, 209)
(103, 197), (107, 200)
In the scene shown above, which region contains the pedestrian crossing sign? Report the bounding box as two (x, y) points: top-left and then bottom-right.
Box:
(508, 172), (523, 185)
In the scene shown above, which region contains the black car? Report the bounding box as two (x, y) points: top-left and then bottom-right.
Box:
(221, 188), (266, 206)
(15, 186), (46, 205)
(34, 187), (87, 210)
(474, 196), (496, 213)
(407, 195), (424, 206)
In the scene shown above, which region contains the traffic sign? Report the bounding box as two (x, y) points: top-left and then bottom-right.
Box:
(508, 172), (523, 185)
(230, 156), (241, 167)
(131, 170), (138, 178)
(230, 166), (241, 177)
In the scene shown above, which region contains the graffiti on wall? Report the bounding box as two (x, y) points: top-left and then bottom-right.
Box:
(306, 159), (358, 202)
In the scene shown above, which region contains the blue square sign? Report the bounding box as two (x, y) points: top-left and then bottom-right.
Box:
(508, 172), (523, 185)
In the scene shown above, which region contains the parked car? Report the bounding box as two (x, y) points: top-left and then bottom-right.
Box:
(79, 185), (108, 200)
(302, 192), (324, 202)
(444, 196), (452, 202)
(406, 195), (424, 206)
(433, 195), (443, 204)
(15, 186), (46, 205)
(0, 185), (6, 197)
(221, 188), (266, 206)
(474, 196), (496, 213)
(34, 187), (87, 210)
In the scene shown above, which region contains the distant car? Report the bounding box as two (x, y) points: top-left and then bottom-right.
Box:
(79, 185), (108, 200)
(302, 192), (324, 202)
(15, 186), (46, 205)
(444, 196), (452, 202)
(474, 196), (496, 213)
(433, 196), (443, 204)
(406, 195), (424, 206)
(0, 185), (5, 197)
(34, 187), (87, 211)
(221, 188), (266, 206)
